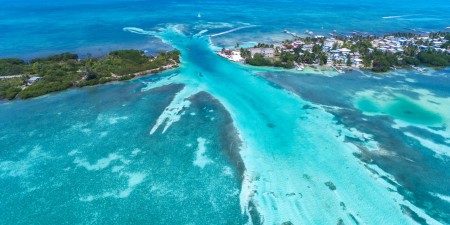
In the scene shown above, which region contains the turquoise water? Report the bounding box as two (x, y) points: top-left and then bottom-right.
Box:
(2, 25), (449, 224)
(1, 1), (450, 224)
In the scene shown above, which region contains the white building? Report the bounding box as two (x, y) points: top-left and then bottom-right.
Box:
(27, 77), (42, 85)
(248, 48), (275, 58)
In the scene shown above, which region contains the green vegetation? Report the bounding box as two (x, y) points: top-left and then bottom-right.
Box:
(0, 58), (26, 75)
(363, 48), (449, 72)
(0, 49), (180, 100)
(245, 53), (273, 66)
(0, 78), (25, 100)
(416, 50), (450, 67)
(366, 50), (400, 72)
(245, 52), (295, 69)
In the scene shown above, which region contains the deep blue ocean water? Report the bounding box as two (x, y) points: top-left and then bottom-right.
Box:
(1, 0), (449, 58)
(1, 1), (450, 224)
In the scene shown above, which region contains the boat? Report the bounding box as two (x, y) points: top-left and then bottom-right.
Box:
(296, 64), (305, 71)
(197, 12), (201, 18)
(411, 65), (426, 73)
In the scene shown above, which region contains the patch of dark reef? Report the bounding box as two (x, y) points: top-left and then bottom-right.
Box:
(325, 181), (337, 191)
(188, 91), (246, 180)
(400, 204), (429, 225)
(348, 213), (360, 225)
(188, 91), (254, 224)
(248, 200), (263, 225)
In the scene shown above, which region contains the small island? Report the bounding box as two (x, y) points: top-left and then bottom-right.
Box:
(218, 31), (450, 73)
(0, 49), (180, 100)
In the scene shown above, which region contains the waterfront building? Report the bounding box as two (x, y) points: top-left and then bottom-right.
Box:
(27, 77), (42, 85)
(248, 48), (275, 58)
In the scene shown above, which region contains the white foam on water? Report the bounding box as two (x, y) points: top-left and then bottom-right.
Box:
(404, 132), (450, 158)
(405, 78), (417, 83)
(194, 29), (209, 37)
(28, 130), (37, 137)
(81, 128), (91, 134)
(338, 126), (380, 151)
(0, 145), (51, 178)
(430, 193), (450, 203)
(210, 25), (260, 37)
(71, 122), (91, 133)
(150, 86), (197, 135)
(68, 149), (80, 156)
(222, 166), (233, 177)
(239, 172), (256, 225)
(382, 14), (419, 19)
(99, 131), (108, 138)
(111, 166), (125, 173)
(131, 148), (141, 156)
(119, 173), (146, 198)
(193, 137), (213, 169)
(79, 195), (95, 202)
(193, 22), (234, 30)
(73, 153), (123, 171)
(96, 114), (128, 126)
(123, 27), (157, 36)
(79, 172), (146, 201)
(190, 112), (196, 116)
(108, 116), (128, 125)
(393, 119), (450, 140)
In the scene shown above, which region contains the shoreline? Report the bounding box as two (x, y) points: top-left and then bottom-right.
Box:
(216, 30), (450, 74)
(0, 66), (181, 104)
(228, 58), (441, 76)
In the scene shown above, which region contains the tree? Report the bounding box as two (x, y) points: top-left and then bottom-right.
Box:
(362, 55), (372, 68)
(312, 44), (322, 54)
(85, 68), (98, 80)
(319, 54), (327, 65)
(346, 55), (352, 66)
(332, 42), (339, 50)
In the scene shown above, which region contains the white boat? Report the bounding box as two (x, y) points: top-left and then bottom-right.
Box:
(296, 64), (305, 71)
(197, 13), (201, 18)
(411, 65), (426, 73)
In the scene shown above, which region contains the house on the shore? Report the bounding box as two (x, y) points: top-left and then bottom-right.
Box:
(27, 77), (42, 85)
(248, 48), (275, 58)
